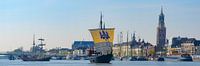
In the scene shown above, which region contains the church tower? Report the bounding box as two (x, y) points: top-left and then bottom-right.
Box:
(156, 7), (166, 52)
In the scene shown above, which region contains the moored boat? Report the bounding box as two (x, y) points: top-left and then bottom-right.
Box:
(129, 56), (137, 61)
(157, 57), (165, 61)
(129, 56), (148, 61)
(137, 56), (148, 61)
(164, 55), (180, 62)
(179, 54), (193, 61)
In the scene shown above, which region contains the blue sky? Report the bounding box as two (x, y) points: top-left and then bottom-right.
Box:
(0, 0), (200, 51)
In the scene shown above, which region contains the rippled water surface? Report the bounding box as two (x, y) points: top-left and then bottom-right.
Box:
(0, 59), (200, 66)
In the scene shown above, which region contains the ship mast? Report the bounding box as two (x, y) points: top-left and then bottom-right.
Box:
(33, 34), (35, 46)
(32, 34), (36, 53)
(130, 33), (133, 57)
(38, 38), (45, 51)
(119, 32), (123, 57)
(100, 12), (103, 29)
(126, 31), (129, 57)
(130, 31), (136, 57)
(117, 33), (120, 57)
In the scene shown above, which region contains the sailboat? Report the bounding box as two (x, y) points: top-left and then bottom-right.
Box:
(88, 12), (115, 63)
(20, 35), (51, 61)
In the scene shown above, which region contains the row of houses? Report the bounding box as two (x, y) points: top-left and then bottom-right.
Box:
(71, 37), (200, 58)
(71, 41), (94, 56)
(71, 33), (155, 58)
(113, 40), (155, 57)
(167, 36), (200, 55)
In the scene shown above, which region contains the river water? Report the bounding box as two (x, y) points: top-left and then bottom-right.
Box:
(0, 59), (199, 66)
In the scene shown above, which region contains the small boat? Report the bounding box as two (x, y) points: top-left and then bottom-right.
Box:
(129, 56), (148, 61)
(129, 56), (137, 61)
(72, 56), (81, 60)
(8, 55), (16, 60)
(137, 56), (148, 61)
(164, 54), (193, 62)
(179, 54), (193, 61)
(164, 55), (180, 62)
(191, 55), (200, 61)
(51, 56), (66, 60)
(157, 57), (165, 61)
(119, 57), (123, 61)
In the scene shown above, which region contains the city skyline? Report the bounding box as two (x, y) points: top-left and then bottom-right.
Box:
(0, 0), (200, 51)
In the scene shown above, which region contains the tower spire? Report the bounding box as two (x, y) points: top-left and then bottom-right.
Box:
(103, 22), (105, 29)
(161, 6), (163, 14)
(160, 6), (164, 16)
(133, 31), (136, 40)
(159, 6), (165, 27)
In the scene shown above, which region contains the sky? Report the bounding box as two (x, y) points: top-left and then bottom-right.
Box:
(0, 0), (200, 51)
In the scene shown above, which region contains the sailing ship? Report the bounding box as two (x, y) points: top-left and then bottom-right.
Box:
(20, 54), (51, 61)
(88, 12), (115, 63)
(20, 35), (51, 61)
